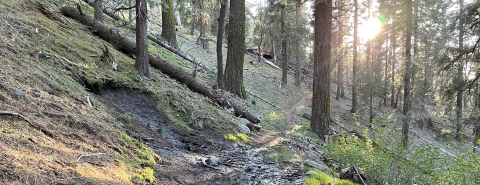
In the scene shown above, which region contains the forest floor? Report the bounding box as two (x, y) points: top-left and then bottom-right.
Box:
(0, 0), (477, 184)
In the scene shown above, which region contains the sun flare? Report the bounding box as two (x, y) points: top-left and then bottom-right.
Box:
(359, 17), (382, 40)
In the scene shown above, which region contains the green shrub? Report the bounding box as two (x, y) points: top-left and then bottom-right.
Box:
(327, 117), (480, 184)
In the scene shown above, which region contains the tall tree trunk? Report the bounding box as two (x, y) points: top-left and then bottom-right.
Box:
(367, 39), (373, 123)
(128, 0), (134, 22)
(224, 0), (246, 98)
(216, 0), (227, 89)
(311, 0), (332, 140)
(384, 29), (389, 106)
(456, 0), (465, 140)
(402, 0), (414, 145)
(94, 0), (103, 22)
(281, 5), (288, 87)
(190, 0), (198, 35)
(135, 0), (152, 79)
(162, 0), (178, 49)
(256, 1), (264, 64)
(390, 25), (397, 107)
(173, 0), (182, 27)
(351, 0), (359, 113)
(197, 0), (206, 40)
(294, 0), (302, 87)
(335, 0), (344, 99)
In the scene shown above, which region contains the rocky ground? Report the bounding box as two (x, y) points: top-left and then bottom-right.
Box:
(100, 88), (318, 185)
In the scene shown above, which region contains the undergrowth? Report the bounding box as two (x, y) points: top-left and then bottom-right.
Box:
(327, 117), (480, 184)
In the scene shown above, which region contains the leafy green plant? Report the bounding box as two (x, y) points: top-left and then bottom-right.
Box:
(157, 126), (164, 134)
(304, 168), (355, 185)
(147, 121), (151, 128)
(132, 167), (155, 184)
(123, 112), (131, 123)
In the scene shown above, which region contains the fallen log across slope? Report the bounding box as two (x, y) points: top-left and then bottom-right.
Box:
(81, 0), (202, 68)
(60, 5), (261, 124)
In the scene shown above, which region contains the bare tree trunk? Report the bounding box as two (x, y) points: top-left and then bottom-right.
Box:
(311, 0), (332, 140)
(402, 0), (413, 145)
(294, 0), (302, 87)
(456, 0), (465, 140)
(128, 0), (133, 22)
(162, 0), (178, 49)
(173, 0), (182, 27)
(390, 26), (397, 107)
(351, 0), (358, 113)
(335, 21), (344, 100)
(94, 0), (103, 22)
(281, 5), (288, 87)
(61, 5), (261, 124)
(216, 0), (227, 89)
(135, 0), (152, 79)
(190, 0), (197, 35)
(224, 0), (246, 98)
(384, 31), (389, 106)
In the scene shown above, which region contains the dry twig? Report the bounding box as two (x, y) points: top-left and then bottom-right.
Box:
(77, 153), (106, 162)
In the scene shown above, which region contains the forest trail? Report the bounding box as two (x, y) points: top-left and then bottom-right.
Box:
(101, 88), (304, 184)
(285, 90), (312, 129)
(256, 90), (312, 148)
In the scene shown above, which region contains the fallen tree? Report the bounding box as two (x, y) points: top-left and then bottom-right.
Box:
(60, 5), (261, 124)
(81, 0), (202, 68)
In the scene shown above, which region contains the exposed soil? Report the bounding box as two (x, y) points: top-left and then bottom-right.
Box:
(101, 88), (306, 185)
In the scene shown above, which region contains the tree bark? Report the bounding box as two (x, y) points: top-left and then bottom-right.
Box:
(311, 0), (332, 140)
(456, 0), (465, 140)
(335, 0), (344, 100)
(190, 0), (198, 35)
(224, 0), (246, 98)
(403, 0), (414, 145)
(128, 0), (134, 22)
(60, 5), (261, 124)
(351, 0), (358, 113)
(135, 0), (152, 79)
(294, 0), (302, 88)
(173, 0), (182, 27)
(390, 25), (397, 107)
(216, 0), (227, 90)
(94, 0), (103, 22)
(162, 0), (179, 49)
(82, 0), (199, 67)
(281, 5), (288, 87)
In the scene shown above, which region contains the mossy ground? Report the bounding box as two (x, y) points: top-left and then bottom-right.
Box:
(0, 0), (312, 184)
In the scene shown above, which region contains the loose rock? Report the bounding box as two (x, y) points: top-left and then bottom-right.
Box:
(303, 160), (328, 171)
(238, 123), (251, 134)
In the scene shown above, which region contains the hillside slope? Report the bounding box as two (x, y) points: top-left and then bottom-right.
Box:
(0, 0), (311, 184)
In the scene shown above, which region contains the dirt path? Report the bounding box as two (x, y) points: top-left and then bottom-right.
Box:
(285, 90), (312, 129)
(101, 88), (305, 185)
(257, 90), (312, 148)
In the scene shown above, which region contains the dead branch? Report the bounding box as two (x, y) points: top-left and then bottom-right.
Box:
(77, 153), (106, 162)
(107, 145), (123, 154)
(0, 111), (31, 123)
(246, 90), (281, 110)
(36, 2), (67, 24)
(113, 5), (136, 14)
(0, 111), (55, 138)
(353, 165), (367, 185)
(100, 43), (118, 70)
